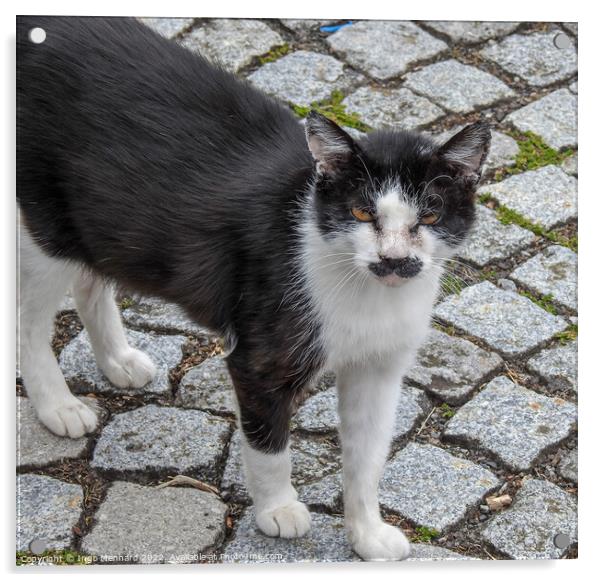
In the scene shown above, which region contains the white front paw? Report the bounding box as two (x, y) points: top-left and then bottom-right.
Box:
(101, 348), (156, 388)
(349, 521), (411, 561)
(37, 397), (99, 438)
(256, 500), (312, 539)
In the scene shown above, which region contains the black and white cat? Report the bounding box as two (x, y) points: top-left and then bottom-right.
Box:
(17, 17), (490, 560)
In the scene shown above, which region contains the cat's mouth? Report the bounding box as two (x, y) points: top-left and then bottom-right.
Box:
(373, 273), (407, 287)
(368, 256), (423, 286)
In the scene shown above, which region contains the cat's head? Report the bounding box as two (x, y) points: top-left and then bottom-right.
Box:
(304, 112), (490, 287)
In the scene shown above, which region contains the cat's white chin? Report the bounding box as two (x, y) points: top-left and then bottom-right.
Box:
(373, 273), (407, 288)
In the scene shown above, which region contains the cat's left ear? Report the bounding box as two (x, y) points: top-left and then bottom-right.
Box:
(436, 121), (491, 185)
(305, 111), (356, 176)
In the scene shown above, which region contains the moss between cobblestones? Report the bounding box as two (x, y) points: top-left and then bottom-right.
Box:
(518, 290), (558, 315)
(493, 131), (575, 182)
(543, 230), (577, 253)
(476, 192), (493, 205)
(432, 322), (457, 336)
(119, 296), (135, 310)
(439, 403), (456, 419)
(292, 90), (372, 132)
(257, 43), (293, 64)
(412, 526), (440, 543)
(554, 324), (578, 345)
(478, 193), (578, 252)
(480, 267), (499, 282)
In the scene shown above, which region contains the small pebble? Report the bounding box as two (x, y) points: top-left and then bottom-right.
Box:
(498, 278), (517, 293)
(486, 493), (513, 511)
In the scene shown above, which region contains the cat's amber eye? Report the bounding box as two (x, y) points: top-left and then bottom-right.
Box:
(420, 212), (440, 226)
(351, 207), (374, 222)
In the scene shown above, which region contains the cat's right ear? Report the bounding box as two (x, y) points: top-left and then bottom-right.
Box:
(436, 121), (491, 185)
(305, 111), (356, 176)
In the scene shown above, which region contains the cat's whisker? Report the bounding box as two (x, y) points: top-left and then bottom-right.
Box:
(435, 265), (474, 286)
(324, 265), (360, 307)
(431, 256), (476, 268)
(422, 191), (445, 209)
(431, 257), (479, 278)
(319, 251), (358, 258)
(311, 258), (358, 272)
(417, 174), (451, 200)
(350, 269), (371, 302)
(356, 151), (377, 194)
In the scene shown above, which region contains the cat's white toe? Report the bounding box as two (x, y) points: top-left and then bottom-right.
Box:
(101, 348), (156, 388)
(349, 522), (411, 561)
(37, 398), (99, 438)
(256, 500), (312, 538)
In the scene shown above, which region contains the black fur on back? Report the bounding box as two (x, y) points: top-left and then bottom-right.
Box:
(17, 16), (489, 452)
(17, 16), (325, 452)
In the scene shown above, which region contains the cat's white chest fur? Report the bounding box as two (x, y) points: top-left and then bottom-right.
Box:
(315, 262), (439, 369)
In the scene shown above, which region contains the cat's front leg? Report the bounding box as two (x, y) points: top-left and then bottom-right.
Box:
(227, 357), (311, 539)
(336, 354), (414, 561)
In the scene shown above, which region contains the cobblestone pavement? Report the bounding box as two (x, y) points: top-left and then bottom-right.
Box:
(16, 18), (577, 564)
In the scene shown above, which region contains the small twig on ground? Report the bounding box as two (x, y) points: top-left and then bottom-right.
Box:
(483, 547), (498, 560)
(416, 406), (437, 436)
(156, 475), (220, 496)
(503, 362), (522, 384)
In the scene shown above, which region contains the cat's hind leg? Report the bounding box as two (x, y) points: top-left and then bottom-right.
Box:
(18, 224), (98, 438)
(71, 273), (156, 389)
